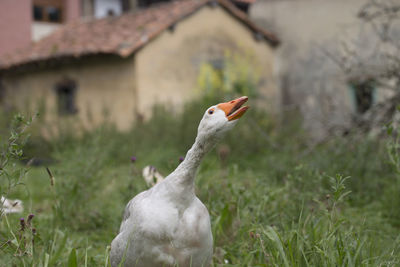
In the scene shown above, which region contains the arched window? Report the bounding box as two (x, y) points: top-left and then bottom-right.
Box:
(55, 78), (78, 115)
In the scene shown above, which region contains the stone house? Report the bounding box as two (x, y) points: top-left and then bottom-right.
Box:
(0, 0), (279, 133)
(250, 0), (399, 137)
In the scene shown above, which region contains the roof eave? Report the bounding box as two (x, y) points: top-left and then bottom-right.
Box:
(0, 52), (125, 74)
(214, 0), (280, 46)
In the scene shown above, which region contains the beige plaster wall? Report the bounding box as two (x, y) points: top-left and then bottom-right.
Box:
(32, 22), (61, 41)
(135, 4), (278, 117)
(2, 55), (137, 133)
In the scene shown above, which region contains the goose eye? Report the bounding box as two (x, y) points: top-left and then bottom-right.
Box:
(208, 109), (214, 115)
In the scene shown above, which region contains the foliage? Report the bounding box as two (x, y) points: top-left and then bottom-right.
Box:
(197, 50), (260, 99)
(0, 114), (41, 265)
(0, 114), (34, 213)
(382, 107), (400, 227)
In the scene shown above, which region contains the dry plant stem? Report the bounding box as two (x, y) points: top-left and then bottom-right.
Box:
(257, 233), (269, 263)
(46, 167), (55, 186)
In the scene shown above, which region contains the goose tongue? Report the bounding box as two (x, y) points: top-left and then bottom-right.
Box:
(217, 96), (249, 121)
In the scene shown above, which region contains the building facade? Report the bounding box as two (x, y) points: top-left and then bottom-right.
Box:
(0, 0), (279, 135)
(250, 0), (399, 137)
(0, 0), (31, 57)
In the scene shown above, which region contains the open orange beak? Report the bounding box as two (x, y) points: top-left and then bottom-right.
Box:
(217, 96), (249, 121)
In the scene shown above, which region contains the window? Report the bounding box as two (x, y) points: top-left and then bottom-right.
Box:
(94, 0), (123, 18)
(107, 9), (116, 16)
(55, 79), (78, 115)
(121, 0), (131, 12)
(33, 5), (43, 20)
(350, 81), (375, 114)
(137, 0), (170, 7)
(33, 0), (63, 23)
(210, 59), (224, 71)
(47, 6), (61, 22)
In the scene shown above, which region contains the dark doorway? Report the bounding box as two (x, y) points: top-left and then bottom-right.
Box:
(0, 79), (4, 104)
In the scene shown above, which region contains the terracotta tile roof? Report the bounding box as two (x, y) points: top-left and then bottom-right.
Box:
(0, 0), (279, 71)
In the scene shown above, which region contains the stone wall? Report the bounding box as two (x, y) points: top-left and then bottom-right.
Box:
(250, 0), (398, 138)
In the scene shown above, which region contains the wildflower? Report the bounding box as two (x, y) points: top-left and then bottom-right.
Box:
(130, 156), (137, 163)
(179, 156), (184, 162)
(32, 228), (37, 235)
(217, 144), (230, 162)
(249, 231), (255, 239)
(27, 214), (34, 225)
(19, 218), (25, 231)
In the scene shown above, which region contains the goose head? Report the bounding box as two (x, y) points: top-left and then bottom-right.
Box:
(195, 96), (249, 150)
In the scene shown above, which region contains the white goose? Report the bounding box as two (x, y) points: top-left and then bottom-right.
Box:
(142, 165), (165, 187)
(110, 96), (249, 267)
(0, 196), (24, 214)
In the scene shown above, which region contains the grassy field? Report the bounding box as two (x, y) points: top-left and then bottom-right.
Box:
(1, 98), (400, 266)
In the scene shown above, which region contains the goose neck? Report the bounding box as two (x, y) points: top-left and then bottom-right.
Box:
(170, 137), (209, 186)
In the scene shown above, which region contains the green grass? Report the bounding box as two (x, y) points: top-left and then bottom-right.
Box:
(1, 98), (400, 266)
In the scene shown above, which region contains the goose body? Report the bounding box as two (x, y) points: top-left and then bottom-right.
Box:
(111, 96), (249, 267)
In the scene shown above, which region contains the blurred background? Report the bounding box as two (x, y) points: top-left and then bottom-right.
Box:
(0, 0), (400, 266)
